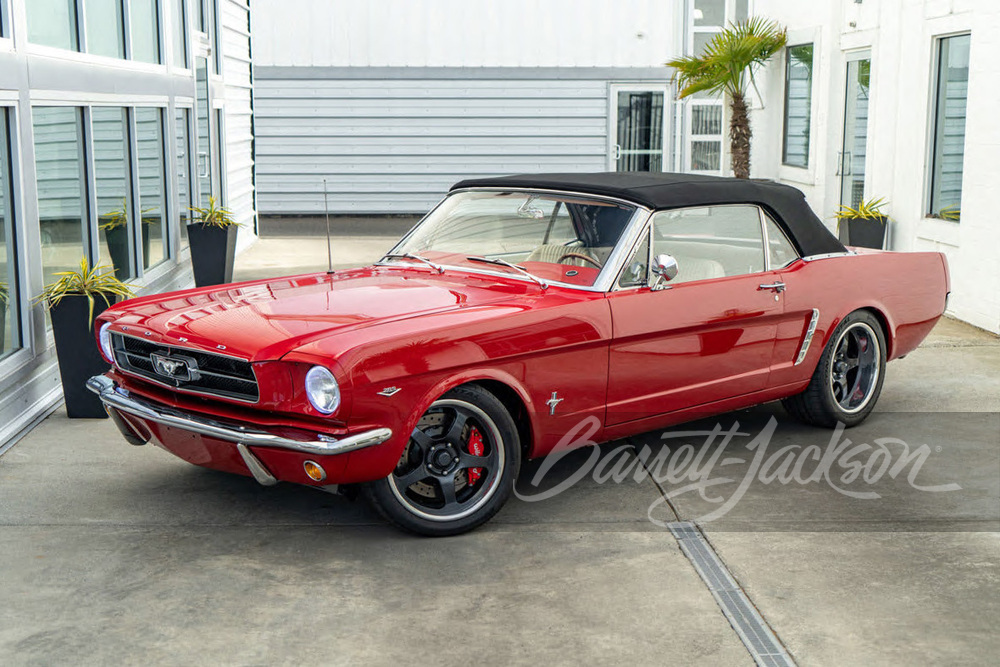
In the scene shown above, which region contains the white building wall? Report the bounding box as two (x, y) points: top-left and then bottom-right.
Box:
(251, 0), (684, 214)
(253, 0), (683, 68)
(751, 0), (999, 334)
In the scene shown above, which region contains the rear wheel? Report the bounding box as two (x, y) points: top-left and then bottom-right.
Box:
(782, 310), (886, 428)
(362, 385), (520, 536)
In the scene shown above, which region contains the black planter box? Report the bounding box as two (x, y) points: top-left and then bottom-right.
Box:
(187, 223), (238, 287)
(838, 215), (887, 250)
(105, 224), (151, 280)
(49, 294), (115, 419)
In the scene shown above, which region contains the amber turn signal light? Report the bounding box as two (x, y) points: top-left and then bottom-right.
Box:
(303, 460), (327, 482)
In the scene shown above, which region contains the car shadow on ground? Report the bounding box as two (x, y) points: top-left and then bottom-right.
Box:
(110, 402), (998, 535)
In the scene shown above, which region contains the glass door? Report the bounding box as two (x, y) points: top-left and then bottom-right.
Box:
(611, 85), (668, 172)
(840, 52), (871, 208)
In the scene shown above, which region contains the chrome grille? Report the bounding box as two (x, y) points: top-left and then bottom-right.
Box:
(111, 333), (259, 403)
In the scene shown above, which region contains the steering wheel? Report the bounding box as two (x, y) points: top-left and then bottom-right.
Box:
(558, 252), (603, 269)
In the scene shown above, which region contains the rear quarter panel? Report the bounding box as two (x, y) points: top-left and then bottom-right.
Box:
(768, 250), (949, 388)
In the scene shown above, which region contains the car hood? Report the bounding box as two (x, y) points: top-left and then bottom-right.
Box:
(105, 267), (536, 362)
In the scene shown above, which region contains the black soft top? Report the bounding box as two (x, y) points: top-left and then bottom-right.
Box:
(451, 172), (845, 257)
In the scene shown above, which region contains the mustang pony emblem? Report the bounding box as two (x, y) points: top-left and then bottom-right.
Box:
(546, 391), (564, 415)
(150, 353), (198, 382)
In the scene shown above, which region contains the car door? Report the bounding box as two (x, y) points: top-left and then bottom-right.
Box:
(605, 205), (784, 426)
(758, 211), (828, 387)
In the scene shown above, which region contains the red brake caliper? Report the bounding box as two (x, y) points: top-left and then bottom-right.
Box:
(467, 427), (484, 485)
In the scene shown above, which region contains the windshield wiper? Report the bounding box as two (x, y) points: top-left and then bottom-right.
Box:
(381, 252), (444, 274)
(466, 256), (548, 290)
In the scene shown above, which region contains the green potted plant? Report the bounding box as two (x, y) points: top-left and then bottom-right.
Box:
(100, 198), (152, 280)
(937, 205), (961, 222)
(188, 197), (240, 287)
(35, 258), (134, 418)
(835, 197), (888, 249)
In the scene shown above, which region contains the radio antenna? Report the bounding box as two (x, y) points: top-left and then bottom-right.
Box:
(323, 178), (334, 274)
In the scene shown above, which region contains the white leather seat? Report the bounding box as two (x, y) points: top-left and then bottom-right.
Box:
(672, 257), (725, 283)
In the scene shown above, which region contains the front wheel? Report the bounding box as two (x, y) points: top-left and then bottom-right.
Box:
(782, 310), (887, 428)
(362, 384), (520, 536)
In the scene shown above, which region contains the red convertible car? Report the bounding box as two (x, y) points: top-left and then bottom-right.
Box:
(89, 173), (949, 535)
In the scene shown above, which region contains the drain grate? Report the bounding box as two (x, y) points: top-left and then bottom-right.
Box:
(668, 521), (796, 667)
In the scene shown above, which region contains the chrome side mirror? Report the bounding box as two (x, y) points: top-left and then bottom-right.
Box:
(651, 254), (679, 289)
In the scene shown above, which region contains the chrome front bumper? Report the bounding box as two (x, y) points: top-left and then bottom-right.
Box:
(87, 375), (393, 456)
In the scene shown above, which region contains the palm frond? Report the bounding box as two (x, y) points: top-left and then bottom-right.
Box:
(667, 17), (787, 99)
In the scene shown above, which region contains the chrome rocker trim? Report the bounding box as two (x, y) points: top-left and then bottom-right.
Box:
(87, 375), (393, 456)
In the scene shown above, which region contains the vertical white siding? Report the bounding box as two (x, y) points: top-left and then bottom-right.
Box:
(254, 76), (615, 214)
(220, 0), (256, 232)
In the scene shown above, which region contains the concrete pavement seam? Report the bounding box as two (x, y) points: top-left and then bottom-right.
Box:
(668, 521), (798, 667)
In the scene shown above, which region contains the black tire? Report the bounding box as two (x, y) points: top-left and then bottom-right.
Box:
(782, 310), (887, 428)
(362, 384), (521, 536)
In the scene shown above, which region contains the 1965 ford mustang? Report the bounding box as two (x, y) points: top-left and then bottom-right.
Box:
(89, 173), (949, 535)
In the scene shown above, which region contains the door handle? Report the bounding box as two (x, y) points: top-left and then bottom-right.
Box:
(613, 144), (621, 161)
(758, 282), (786, 293)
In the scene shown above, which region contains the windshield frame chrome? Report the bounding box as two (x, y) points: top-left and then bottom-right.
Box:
(376, 187), (653, 293)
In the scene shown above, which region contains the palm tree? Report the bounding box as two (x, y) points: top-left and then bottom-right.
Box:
(667, 17), (787, 179)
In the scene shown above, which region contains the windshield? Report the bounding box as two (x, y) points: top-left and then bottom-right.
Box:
(386, 191), (637, 287)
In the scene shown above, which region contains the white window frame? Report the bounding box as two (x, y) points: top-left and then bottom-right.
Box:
(778, 27), (821, 186)
(0, 100), (34, 376)
(23, 0), (168, 73)
(684, 99), (725, 175)
(166, 0), (192, 73)
(781, 42), (814, 170)
(0, 0), (13, 46)
(170, 100), (194, 254)
(133, 104), (173, 275)
(924, 30), (971, 224)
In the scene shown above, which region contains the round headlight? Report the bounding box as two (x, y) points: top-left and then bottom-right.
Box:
(98, 322), (115, 363)
(305, 366), (341, 415)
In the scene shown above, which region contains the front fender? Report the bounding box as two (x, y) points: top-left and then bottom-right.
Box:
(340, 367), (541, 484)
(282, 290), (612, 482)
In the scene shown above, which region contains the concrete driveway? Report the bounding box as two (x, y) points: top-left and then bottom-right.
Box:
(1, 226), (997, 666)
